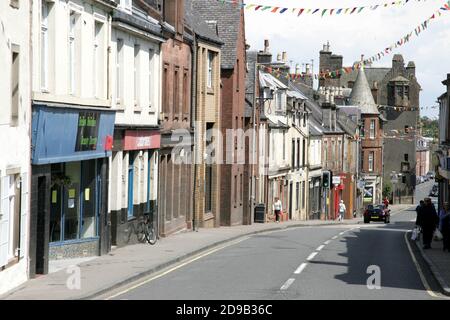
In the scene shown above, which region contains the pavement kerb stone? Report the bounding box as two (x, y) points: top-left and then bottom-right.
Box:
(414, 239), (450, 296)
(82, 220), (357, 300)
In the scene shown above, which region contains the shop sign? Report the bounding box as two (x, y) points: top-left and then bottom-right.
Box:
(124, 130), (160, 151)
(75, 111), (100, 151)
(332, 176), (341, 185)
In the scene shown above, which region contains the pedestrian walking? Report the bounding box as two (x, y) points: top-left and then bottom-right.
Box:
(338, 200), (346, 222)
(417, 198), (439, 249)
(415, 200), (425, 227)
(383, 197), (389, 209)
(273, 197), (282, 223)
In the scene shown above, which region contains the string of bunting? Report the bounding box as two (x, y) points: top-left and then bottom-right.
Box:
(217, 0), (434, 17)
(258, 2), (450, 81)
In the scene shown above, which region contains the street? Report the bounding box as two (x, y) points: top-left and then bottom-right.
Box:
(103, 181), (442, 300)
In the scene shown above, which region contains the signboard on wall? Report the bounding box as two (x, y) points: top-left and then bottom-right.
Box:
(363, 187), (373, 203)
(75, 111), (100, 151)
(124, 130), (161, 151)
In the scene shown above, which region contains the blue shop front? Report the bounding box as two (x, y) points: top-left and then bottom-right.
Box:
(29, 104), (115, 277)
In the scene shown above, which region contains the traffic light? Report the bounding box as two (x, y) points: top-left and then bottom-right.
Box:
(322, 171), (332, 189)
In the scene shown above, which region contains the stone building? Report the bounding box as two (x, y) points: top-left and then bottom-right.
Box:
(348, 67), (384, 206)
(320, 44), (420, 204)
(0, 0), (32, 294)
(192, 0), (247, 226)
(186, 0), (223, 229)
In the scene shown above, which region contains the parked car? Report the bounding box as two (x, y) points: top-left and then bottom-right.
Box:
(426, 171), (435, 180)
(363, 204), (391, 224)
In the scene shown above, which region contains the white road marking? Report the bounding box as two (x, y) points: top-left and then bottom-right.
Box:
(280, 278), (296, 291)
(294, 263), (308, 274)
(103, 237), (250, 300)
(331, 236), (338, 240)
(316, 245), (325, 251)
(339, 232), (345, 235)
(307, 252), (318, 261)
(324, 240), (331, 245)
(404, 231), (442, 299)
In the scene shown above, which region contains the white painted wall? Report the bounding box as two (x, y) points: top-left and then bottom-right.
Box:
(0, 0), (31, 295)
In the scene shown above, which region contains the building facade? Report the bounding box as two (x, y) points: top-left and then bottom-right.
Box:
(29, 0), (116, 277)
(0, 0), (32, 294)
(109, 1), (163, 247)
(158, 0), (194, 236)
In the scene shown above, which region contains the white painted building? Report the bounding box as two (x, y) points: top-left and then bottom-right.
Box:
(108, 1), (163, 246)
(286, 86), (309, 221)
(0, 0), (31, 294)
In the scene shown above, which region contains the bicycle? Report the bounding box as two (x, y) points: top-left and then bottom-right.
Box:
(137, 211), (157, 245)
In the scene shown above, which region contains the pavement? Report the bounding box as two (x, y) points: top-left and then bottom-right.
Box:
(0, 216), (366, 300)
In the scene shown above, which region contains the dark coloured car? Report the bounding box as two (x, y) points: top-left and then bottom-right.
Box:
(363, 204), (391, 224)
(429, 184), (438, 197)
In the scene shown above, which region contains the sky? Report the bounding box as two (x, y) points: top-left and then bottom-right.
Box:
(244, 0), (450, 119)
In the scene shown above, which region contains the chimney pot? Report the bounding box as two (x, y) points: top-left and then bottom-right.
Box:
(264, 39), (269, 53)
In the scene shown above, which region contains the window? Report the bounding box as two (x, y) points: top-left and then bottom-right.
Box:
(41, 0), (49, 90)
(148, 49), (154, 109)
(404, 153), (409, 161)
(49, 160), (98, 243)
(277, 92), (282, 110)
(291, 139), (295, 169)
(93, 21), (103, 98)
(370, 119), (376, 139)
(11, 47), (19, 126)
(162, 64), (169, 117)
(396, 86), (403, 96)
(297, 139), (300, 168)
(207, 51), (213, 88)
(119, 0), (132, 12)
(240, 174), (243, 205)
(361, 151), (364, 171)
(282, 131), (286, 160)
(68, 10), (79, 95)
(404, 86), (409, 98)
(296, 182), (300, 210)
(173, 67), (179, 117)
(134, 44), (140, 106)
(361, 121), (365, 138)
(302, 181), (305, 209)
(116, 39), (124, 103)
(183, 69), (189, 116)
(369, 151), (374, 172)
(302, 138), (306, 166)
(324, 141), (328, 164)
(234, 175), (237, 207)
(205, 123), (214, 212)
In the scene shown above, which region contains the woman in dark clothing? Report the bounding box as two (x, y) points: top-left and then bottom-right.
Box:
(420, 198), (439, 249)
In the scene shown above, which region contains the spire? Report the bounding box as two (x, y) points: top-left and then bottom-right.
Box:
(349, 66), (379, 114)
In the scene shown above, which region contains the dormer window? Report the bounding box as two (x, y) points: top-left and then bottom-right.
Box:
(276, 91), (283, 111)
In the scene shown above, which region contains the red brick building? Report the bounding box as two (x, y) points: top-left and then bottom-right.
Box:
(159, 0), (194, 236)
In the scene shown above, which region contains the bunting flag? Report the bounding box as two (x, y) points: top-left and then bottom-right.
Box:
(257, 2), (450, 84)
(215, 0), (436, 16)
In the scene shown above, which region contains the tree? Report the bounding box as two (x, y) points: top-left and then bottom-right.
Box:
(383, 181), (393, 201)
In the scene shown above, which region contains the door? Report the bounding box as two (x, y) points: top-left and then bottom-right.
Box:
(289, 182), (293, 220)
(0, 176), (10, 268)
(127, 152), (134, 218)
(36, 176), (47, 274)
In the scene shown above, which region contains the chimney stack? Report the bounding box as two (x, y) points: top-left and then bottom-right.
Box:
(282, 52), (287, 63)
(277, 53), (282, 62)
(295, 64), (300, 74)
(264, 39), (270, 53)
(305, 63), (311, 75)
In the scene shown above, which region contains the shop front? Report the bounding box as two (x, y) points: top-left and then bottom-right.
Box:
(110, 128), (160, 247)
(29, 104), (115, 276)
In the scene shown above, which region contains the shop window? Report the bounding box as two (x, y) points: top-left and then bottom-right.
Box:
(49, 160), (98, 243)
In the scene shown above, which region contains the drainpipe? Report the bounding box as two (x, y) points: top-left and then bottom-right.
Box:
(191, 34), (198, 232)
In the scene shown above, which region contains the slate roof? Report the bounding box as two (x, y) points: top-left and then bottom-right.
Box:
(340, 67), (390, 89)
(389, 75), (410, 83)
(245, 51), (258, 107)
(185, 0), (223, 45)
(349, 67), (379, 115)
(112, 7), (162, 37)
(191, 0), (242, 69)
(259, 72), (288, 90)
